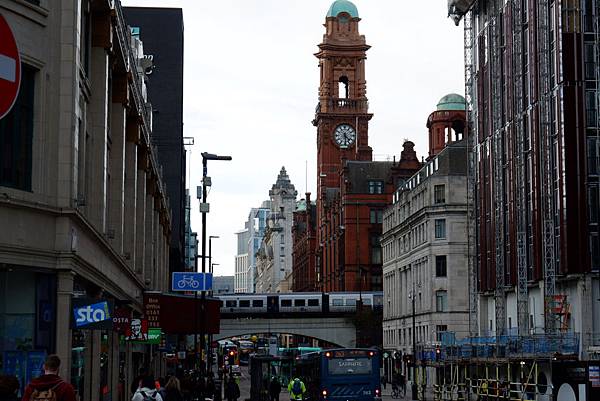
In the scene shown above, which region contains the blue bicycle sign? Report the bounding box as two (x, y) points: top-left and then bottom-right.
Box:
(171, 272), (212, 291)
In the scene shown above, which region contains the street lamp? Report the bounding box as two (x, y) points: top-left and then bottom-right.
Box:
(199, 152), (231, 375)
(209, 235), (220, 274)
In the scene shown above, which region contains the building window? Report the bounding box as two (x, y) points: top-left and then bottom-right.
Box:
(370, 209), (383, 224)
(436, 290), (448, 312)
(436, 325), (448, 342)
(0, 64), (36, 191)
(434, 219), (446, 239)
(435, 255), (447, 277)
(368, 180), (384, 194)
(434, 184), (446, 204)
(371, 235), (382, 264)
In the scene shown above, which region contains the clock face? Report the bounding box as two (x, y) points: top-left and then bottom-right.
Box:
(334, 124), (356, 148)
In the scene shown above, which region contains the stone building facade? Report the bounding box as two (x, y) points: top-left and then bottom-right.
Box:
(382, 96), (468, 381)
(292, 194), (317, 292)
(0, 1), (172, 399)
(306, 1), (422, 292)
(255, 168), (297, 293)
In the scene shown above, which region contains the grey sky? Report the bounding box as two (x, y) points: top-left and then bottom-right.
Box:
(122, 0), (465, 277)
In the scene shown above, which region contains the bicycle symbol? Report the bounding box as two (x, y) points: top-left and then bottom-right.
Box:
(176, 275), (200, 289)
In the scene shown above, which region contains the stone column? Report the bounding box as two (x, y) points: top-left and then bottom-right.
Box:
(135, 149), (147, 277)
(144, 179), (155, 287)
(90, 331), (101, 401)
(154, 206), (165, 291)
(108, 101), (126, 253)
(55, 270), (74, 379)
(123, 120), (138, 270)
(86, 47), (109, 232)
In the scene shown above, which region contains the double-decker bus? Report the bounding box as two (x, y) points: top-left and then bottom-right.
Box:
(236, 340), (254, 365)
(295, 349), (381, 401)
(217, 340), (239, 373)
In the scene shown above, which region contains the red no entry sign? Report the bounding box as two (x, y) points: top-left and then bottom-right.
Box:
(0, 14), (21, 120)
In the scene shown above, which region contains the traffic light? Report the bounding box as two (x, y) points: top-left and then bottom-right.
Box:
(228, 349), (236, 365)
(404, 354), (413, 367)
(435, 346), (441, 361)
(393, 351), (401, 360)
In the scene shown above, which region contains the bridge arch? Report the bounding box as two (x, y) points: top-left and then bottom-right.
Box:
(217, 316), (356, 348)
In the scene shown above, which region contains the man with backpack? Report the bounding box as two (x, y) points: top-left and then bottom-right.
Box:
(287, 378), (306, 401)
(21, 354), (76, 401)
(131, 376), (164, 401)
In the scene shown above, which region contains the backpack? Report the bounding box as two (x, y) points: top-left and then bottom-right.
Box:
(30, 383), (61, 401)
(140, 390), (157, 401)
(291, 380), (302, 395)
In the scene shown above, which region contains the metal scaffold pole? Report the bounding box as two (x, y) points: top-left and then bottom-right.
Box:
(490, 0), (506, 338)
(464, 5), (479, 338)
(512, 0), (530, 335)
(537, 0), (557, 334)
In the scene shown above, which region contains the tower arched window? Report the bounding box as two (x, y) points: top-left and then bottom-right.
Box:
(338, 76), (349, 98)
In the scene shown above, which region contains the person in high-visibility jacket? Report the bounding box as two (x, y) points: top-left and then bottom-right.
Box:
(287, 378), (306, 400)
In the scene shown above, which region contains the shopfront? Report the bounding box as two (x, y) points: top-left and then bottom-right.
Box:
(0, 266), (56, 395)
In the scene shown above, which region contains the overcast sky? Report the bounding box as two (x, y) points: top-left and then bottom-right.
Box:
(121, 0), (465, 277)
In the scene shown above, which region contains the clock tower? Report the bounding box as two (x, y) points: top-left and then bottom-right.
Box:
(314, 0), (373, 195)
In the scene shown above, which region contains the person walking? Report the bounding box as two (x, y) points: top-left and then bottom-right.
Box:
(224, 376), (240, 401)
(269, 376), (281, 401)
(164, 377), (184, 401)
(205, 376), (216, 401)
(22, 355), (77, 401)
(132, 368), (149, 395)
(287, 378), (306, 401)
(132, 376), (164, 401)
(0, 375), (20, 401)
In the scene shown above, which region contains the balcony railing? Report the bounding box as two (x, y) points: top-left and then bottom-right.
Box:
(316, 98), (369, 114)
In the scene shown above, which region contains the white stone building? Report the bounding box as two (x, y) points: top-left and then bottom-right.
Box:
(254, 168), (297, 293)
(382, 142), (470, 375)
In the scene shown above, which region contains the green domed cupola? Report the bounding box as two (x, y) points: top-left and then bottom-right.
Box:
(436, 93), (466, 111)
(327, 0), (359, 18)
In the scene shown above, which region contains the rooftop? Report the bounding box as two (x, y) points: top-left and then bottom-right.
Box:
(437, 93), (466, 111)
(327, 0), (359, 18)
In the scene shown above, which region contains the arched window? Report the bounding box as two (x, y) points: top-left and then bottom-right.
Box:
(338, 76), (349, 98)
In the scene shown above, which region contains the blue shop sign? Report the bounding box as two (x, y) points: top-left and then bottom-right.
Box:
(71, 298), (113, 330)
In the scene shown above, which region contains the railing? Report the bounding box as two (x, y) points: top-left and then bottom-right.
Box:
(415, 332), (580, 362)
(317, 98), (369, 114)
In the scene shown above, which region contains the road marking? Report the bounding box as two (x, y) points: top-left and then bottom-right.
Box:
(0, 54), (16, 82)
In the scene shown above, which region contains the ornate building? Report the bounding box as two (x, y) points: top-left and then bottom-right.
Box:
(308, 0), (422, 292)
(255, 168), (297, 293)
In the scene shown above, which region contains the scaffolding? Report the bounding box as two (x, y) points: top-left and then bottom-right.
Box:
(511, 0), (530, 336)
(490, 0), (506, 338)
(423, 332), (579, 401)
(537, 0), (557, 336)
(464, 5), (479, 338)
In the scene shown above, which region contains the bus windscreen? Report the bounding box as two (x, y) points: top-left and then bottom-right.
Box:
(327, 357), (372, 375)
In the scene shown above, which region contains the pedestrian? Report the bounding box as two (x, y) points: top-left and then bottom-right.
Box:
(380, 375), (387, 390)
(269, 376), (281, 401)
(205, 376), (216, 401)
(287, 377), (306, 401)
(158, 377), (168, 400)
(132, 368), (148, 395)
(21, 354), (77, 401)
(132, 376), (164, 401)
(224, 376), (240, 401)
(398, 374), (406, 395)
(164, 376), (184, 401)
(0, 375), (20, 401)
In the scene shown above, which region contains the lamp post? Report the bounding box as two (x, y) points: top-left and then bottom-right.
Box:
(409, 280), (420, 401)
(199, 152), (231, 375)
(209, 235), (220, 275)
